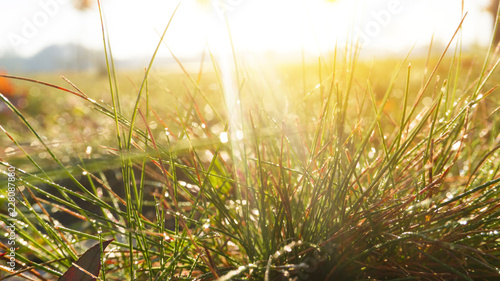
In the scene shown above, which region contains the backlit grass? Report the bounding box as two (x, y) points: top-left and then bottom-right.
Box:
(1, 7), (500, 281)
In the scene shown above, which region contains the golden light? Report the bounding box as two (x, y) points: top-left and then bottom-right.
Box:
(0, 0), (493, 60)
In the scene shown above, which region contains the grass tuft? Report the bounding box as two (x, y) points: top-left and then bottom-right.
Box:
(1, 5), (500, 281)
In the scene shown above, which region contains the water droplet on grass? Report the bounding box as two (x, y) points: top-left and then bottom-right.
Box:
(451, 141), (461, 151)
(220, 132), (229, 143)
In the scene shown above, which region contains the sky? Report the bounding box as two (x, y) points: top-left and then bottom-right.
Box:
(0, 0), (495, 60)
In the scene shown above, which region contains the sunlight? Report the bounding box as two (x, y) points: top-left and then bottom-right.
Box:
(2, 1), (500, 280)
(0, 0), (493, 60)
(194, 0), (492, 58)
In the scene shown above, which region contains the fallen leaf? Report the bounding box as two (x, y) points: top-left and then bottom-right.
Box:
(58, 239), (113, 281)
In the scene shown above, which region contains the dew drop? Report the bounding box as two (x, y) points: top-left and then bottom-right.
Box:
(85, 146), (92, 156)
(451, 141), (461, 151)
(220, 132), (229, 144)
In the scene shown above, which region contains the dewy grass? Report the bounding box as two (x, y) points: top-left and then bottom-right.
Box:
(1, 6), (500, 281)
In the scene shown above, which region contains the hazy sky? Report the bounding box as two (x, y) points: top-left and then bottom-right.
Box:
(0, 0), (495, 59)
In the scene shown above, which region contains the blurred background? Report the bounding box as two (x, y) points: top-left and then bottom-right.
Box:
(0, 0), (498, 156)
(0, 0), (497, 73)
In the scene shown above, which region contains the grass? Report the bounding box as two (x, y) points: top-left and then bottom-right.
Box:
(1, 6), (500, 281)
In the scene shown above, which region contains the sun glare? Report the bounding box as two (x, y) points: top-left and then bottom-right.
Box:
(97, 0), (493, 59)
(0, 0), (493, 60)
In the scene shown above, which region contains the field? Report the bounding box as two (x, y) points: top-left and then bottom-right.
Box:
(1, 27), (500, 280)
